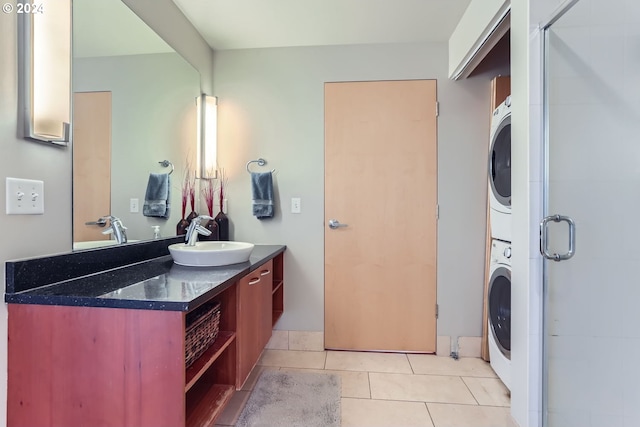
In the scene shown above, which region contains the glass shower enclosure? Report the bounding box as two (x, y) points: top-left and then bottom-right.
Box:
(541, 0), (640, 425)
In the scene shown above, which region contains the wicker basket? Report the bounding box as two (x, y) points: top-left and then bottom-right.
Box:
(185, 301), (221, 369)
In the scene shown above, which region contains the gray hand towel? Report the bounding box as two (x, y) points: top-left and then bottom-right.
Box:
(143, 173), (170, 219)
(251, 171), (274, 219)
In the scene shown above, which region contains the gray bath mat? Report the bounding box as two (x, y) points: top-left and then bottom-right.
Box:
(236, 370), (341, 427)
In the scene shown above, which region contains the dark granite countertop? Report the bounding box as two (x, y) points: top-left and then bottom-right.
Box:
(5, 244), (286, 312)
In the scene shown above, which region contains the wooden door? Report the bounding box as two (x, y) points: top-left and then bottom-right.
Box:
(324, 80), (438, 352)
(73, 92), (112, 243)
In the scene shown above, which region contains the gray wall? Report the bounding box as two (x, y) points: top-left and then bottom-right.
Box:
(213, 42), (501, 339)
(73, 52), (200, 241)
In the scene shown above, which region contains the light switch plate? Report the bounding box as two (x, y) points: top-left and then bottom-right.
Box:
(291, 197), (301, 214)
(6, 177), (44, 215)
(130, 198), (139, 213)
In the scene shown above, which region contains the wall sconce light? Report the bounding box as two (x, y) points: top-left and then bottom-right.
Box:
(196, 94), (218, 179)
(17, 0), (72, 146)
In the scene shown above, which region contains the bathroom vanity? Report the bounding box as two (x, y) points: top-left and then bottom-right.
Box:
(4, 240), (285, 427)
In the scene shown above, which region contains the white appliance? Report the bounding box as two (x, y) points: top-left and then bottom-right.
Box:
(488, 96), (512, 242)
(488, 238), (511, 390)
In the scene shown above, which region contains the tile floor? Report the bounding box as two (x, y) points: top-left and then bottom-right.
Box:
(215, 331), (517, 427)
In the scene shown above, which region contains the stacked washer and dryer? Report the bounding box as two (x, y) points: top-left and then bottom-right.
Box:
(487, 96), (512, 390)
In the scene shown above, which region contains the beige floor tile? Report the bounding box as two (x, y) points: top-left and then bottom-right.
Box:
(289, 331), (324, 351)
(334, 370), (371, 399)
(214, 390), (250, 426)
(258, 349), (326, 369)
(427, 403), (517, 427)
(462, 377), (511, 407)
(342, 398), (434, 427)
(370, 372), (477, 404)
(409, 354), (497, 377)
(325, 351), (412, 373)
(265, 330), (289, 350)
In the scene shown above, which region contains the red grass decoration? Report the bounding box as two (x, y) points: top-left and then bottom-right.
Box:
(217, 168), (227, 213)
(189, 174), (196, 213)
(202, 179), (216, 217)
(181, 168), (190, 219)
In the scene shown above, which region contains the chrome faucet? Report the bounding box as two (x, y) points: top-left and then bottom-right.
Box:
(100, 216), (128, 244)
(185, 215), (213, 246)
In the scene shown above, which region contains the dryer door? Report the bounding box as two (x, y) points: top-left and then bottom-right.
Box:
(488, 265), (511, 359)
(489, 114), (511, 208)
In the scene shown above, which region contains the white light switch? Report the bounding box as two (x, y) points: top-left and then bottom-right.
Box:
(6, 177), (44, 215)
(291, 197), (301, 214)
(130, 198), (139, 213)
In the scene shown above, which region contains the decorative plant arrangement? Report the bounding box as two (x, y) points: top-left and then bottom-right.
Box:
(202, 178), (216, 217)
(200, 177), (219, 240)
(214, 168), (230, 241)
(176, 162), (195, 236)
(187, 171), (197, 222)
(217, 168), (227, 214)
(181, 170), (189, 220)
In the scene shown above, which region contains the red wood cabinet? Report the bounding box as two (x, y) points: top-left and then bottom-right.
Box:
(237, 260), (273, 387)
(6, 252), (285, 427)
(7, 304), (187, 427)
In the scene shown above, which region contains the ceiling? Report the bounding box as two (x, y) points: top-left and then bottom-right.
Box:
(172, 0), (473, 50)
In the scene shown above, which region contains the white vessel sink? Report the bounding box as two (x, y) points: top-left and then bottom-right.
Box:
(169, 241), (255, 267)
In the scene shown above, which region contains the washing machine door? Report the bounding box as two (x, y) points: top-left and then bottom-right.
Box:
(488, 265), (511, 359)
(489, 114), (511, 208)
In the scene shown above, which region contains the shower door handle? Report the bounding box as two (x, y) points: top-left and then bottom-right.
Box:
(540, 214), (576, 261)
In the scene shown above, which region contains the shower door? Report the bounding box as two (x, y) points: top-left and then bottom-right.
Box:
(542, 1), (640, 426)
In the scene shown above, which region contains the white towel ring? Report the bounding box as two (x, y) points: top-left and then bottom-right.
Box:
(246, 158), (275, 173)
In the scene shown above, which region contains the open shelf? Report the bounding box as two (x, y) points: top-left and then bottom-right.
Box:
(272, 278), (284, 326)
(272, 280), (283, 294)
(186, 383), (235, 427)
(271, 253), (284, 327)
(185, 331), (236, 392)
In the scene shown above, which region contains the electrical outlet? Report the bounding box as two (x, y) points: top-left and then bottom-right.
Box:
(130, 198), (139, 213)
(6, 177), (44, 215)
(291, 197), (301, 214)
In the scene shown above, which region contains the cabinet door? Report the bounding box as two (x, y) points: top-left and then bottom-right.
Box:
(237, 272), (262, 386)
(257, 260), (273, 349)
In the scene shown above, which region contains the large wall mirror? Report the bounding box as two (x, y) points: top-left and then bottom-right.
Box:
(72, 0), (199, 250)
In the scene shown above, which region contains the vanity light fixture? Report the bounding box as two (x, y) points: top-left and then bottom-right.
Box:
(17, 0), (72, 146)
(196, 94), (218, 179)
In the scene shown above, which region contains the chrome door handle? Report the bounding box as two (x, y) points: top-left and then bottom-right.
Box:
(328, 219), (348, 229)
(540, 214), (576, 261)
(85, 218), (107, 227)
